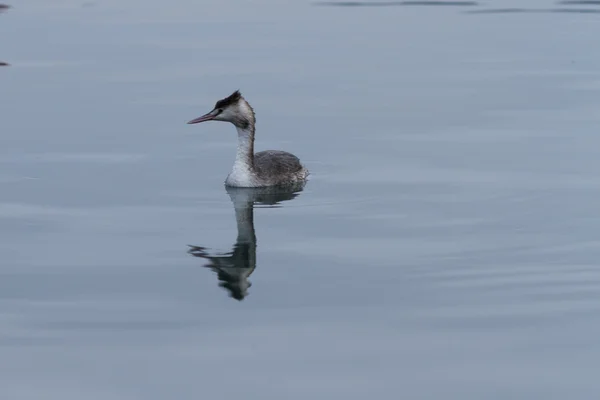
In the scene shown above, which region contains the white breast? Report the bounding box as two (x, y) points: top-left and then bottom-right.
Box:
(225, 164), (257, 187)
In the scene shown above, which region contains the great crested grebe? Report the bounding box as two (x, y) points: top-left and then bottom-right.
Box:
(187, 91), (309, 188)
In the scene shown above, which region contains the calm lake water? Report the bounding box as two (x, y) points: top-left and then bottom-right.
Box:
(2, 0), (600, 398)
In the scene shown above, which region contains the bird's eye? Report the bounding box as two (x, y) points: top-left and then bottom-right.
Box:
(216, 108), (223, 114)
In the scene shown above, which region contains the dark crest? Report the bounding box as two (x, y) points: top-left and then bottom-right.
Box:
(215, 90), (242, 109)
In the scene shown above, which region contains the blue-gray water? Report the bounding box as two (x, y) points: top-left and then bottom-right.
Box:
(2, 0), (600, 398)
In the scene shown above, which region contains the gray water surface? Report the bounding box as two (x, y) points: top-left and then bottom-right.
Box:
(2, 0), (600, 399)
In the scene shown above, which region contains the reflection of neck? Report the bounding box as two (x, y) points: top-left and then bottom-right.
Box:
(233, 199), (256, 245)
(234, 126), (255, 172)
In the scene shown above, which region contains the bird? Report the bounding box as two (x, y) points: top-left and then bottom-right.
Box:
(187, 90), (309, 187)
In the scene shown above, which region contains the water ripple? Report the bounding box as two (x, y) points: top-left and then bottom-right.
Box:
(315, 1), (477, 6)
(467, 7), (600, 14)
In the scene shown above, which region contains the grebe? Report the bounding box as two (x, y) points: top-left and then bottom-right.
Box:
(187, 91), (309, 188)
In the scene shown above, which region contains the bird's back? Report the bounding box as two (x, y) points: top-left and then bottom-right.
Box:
(253, 150), (308, 186)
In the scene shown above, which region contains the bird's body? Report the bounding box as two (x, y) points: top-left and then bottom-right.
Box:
(187, 91), (309, 188)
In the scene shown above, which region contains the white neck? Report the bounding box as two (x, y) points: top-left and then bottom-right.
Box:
(234, 126), (254, 168)
(226, 126), (255, 187)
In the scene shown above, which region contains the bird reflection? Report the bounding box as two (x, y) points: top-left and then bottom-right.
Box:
(0, 4), (9, 67)
(188, 182), (305, 301)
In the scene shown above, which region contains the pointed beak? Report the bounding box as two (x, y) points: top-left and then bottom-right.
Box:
(187, 109), (218, 124)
